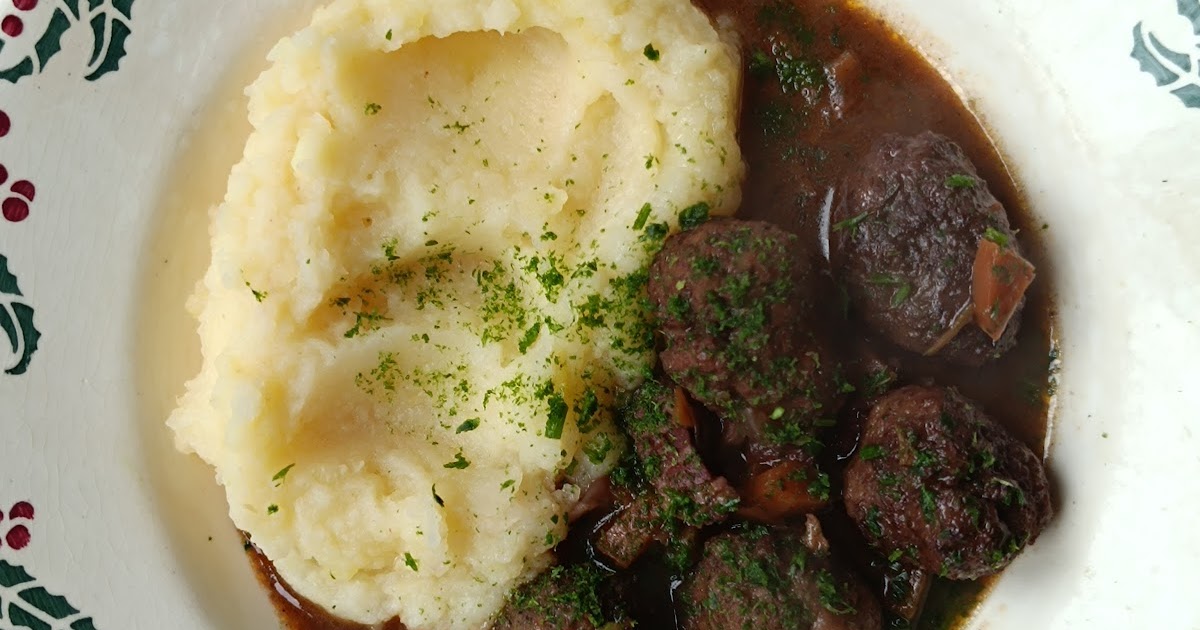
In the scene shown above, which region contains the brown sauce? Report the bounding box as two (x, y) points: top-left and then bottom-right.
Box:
(248, 1), (1056, 628)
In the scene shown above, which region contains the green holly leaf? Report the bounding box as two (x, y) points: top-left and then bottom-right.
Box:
(1179, 0), (1200, 36)
(0, 0), (133, 84)
(84, 0), (135, 81)
(0, 255), (42, 376)
(1131, 21), (1200, 108)
(0, 561), (98, 630)
(0, 5), (76, 84)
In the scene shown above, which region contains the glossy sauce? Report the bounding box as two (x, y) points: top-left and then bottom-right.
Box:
(250, 1), (1056, 628)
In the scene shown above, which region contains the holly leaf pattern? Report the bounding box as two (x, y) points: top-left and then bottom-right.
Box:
(1131, 17), (1200, 109)
(0, 0), (134, 84)
(84, 0), (134, 81)
(1180, 0), (1200, 36)
(0, 255), (41, 376)
(0, 561), (98, 630)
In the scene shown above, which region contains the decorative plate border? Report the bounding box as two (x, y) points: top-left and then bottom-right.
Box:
(0, 0), (133, 83)
(0, 0), (1191, 628)
(1131, 0), (1200, 108)
(0, 502), (98, 630)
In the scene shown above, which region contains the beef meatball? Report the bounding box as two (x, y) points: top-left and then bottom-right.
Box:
(649, 219), (840, 448)
(679, 516), (881, 630)
(490, 564), (626, 630)
(830, 132), (1033, 366)
(842, 385), (1052, 580)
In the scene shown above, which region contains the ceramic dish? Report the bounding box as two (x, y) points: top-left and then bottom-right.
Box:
(0, 0), (1197, 628)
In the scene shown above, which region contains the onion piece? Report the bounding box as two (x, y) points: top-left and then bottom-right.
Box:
(923, 299), (974, 357)
(972, 239), (1036, 342)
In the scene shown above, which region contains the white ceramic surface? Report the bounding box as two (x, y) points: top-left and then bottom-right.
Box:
(0, 0), (1196, 628)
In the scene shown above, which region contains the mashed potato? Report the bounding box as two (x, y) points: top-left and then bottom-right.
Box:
(168, 0), (742, 627)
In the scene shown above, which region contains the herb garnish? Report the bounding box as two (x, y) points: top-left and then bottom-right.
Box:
(272, 464), (295, 487)
(945, 174), (976, 189)
(444, 451), (471, 469)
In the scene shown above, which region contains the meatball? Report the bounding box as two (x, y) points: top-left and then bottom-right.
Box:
(490, 564), (625, 630)
(649, 219), (840, 448)
(842, 385), (1052, 580)
(595, 380), (739, 568)
(679, 516), (881, 630)
(830, 132), (1032, 366)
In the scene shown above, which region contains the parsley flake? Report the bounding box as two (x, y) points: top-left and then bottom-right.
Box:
(272, 464), (295, 487)
(444, 452), (471, 469)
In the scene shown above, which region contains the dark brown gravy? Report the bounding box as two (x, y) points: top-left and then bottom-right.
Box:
(247, 1), (1056, 629)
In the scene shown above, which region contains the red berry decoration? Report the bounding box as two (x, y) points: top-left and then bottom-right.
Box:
(5, 525), (30, 550)
(0, 110), (10, 137)
(0, 164), (7, 186)
(9, 501), (34, 519)
(13, 0), (38, 10)
(10, 179), (34, 201)
(1, 15), (23, 38)
(2, 197), (28, 222)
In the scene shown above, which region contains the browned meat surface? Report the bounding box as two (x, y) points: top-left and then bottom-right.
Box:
(679, 516), (881, 630)
(830, 132), (1030, 366)
(648, 219), (840, 450)
(594, 380), (740, 568)
(842, 385), (1052, 580)
(490, 564), (624, 630)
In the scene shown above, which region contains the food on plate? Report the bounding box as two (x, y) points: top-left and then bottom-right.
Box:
(167, 0), (742, 627)
(842, 385), (1053, 580)
(678, 517), (882, 630)
(490, 564), (628, 630)
(170, 0), (1061, 627)
(829, 132), (1036, 366)
(592, 379), (740, 568)
(648, 219), (840, 449)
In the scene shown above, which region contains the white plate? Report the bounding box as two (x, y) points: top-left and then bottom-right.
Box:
(0, 0), (1197, 628)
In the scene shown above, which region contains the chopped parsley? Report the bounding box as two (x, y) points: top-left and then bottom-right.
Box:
(385, 29), (393, 41)
(404, 552), (419, 571)
(983, 226), (1011, 247)
(678, 202), (711, 230)
(500, 479), (516, 491)
(444, 452), (471, 469)
(919, 486), (938, 522)
(865, 506), (883, 537)
(245, 281), (267, 303)
(364, 102), (382, 116)
(832, 212), (869, 235)
(945, 173), (976, 189)
(272, 464), (295, 487)
(455, 418), (481, 434)
(583, 432), (614, 465)
(432, 485), (445, 506)
(544, 391), (569, 439)
(518, 321), (542, 354)
(266, 504), (279, 515)
(816, 570), (856, 615)
(633, 203), (653, 231)
(575, 389), (601, 432)
(859, 445), (886, 461)
(643, 43), (661, 61)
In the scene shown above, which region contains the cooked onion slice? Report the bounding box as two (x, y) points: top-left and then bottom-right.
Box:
(972, 239), (1036, 342)
(923, 300), (974, 357)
